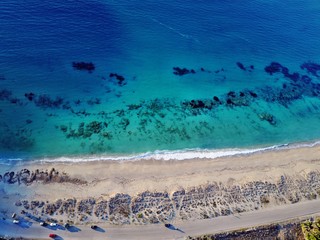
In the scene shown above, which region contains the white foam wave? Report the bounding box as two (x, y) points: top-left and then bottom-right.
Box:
(3, 140), (320, 165)
(18, 140), (319, 164)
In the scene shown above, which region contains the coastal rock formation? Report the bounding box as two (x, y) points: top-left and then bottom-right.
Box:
(0, 168), (86, 185)
(109, 193), (131, 224)
(58, 198), (77, 217)
(77, 198), (96, 216)
(94, 200), (108, 220)
(131, 191), (175, 224)
(11, 170), (320, 225)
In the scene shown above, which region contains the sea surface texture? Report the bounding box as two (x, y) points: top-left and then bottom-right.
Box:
(1, 0), (320, 160)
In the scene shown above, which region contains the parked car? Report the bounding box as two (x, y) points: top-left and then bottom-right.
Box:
(13, 219), (19, 224)
(49, 233), (56, 238)
(40, 221), (47, 226)
(64, 223), (70, 228)
(91, 225), (98, 229)
(49, 222), (57, 227)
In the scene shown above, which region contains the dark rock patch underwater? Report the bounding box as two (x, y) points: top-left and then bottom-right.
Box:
(1, 61), (320, 154)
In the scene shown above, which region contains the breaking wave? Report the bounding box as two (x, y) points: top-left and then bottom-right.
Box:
(3, 140), (318, 165)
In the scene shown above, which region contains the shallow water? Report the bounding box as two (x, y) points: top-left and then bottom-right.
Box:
(1, 0), (320, 160)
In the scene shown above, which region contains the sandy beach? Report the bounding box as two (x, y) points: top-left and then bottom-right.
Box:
(2, 143), (320, 195)
(0, 143), (320, 237)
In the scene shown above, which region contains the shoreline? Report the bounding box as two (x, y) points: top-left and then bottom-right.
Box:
(0, 142), (320, 226)
(1, 141), (320, 194)
(3, 138), (320, 165)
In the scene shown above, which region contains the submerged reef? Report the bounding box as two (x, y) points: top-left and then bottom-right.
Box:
(0, 89), (12, 101)
(300, 62), (320, 77)
(59, 121), (110, 139)
(0, 126), (34, 151)
(1, 60), (320, 154)
(261, 61), (320, 107)
(109, 73), (126, 86)
(181, 89), (258, 115)
(236, 62), (254, 72)
(24, 93), (67, 109)
(258, 112), (276, 125)
(264, 62), (301, 82)
(72, 61), (95, 73)
(173, 67), (196, 76)
(264, 62), (313, 84)
(34, 95), (65, 109)
(0, 89), (23, 106)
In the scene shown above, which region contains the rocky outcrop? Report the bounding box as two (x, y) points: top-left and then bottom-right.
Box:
(13, 171), (320, 225)
(1, 168), (86, 185)
(131, 191), (175, 224)
(109, 194), (131, 224)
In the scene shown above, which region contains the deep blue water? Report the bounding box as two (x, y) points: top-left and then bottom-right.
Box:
(1, 0), (320, 160)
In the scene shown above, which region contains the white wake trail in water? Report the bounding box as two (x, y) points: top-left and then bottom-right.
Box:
(151, 18), (200, 43)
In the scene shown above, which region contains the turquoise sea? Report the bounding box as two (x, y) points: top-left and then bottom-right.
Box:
(1, 0), (320, 161)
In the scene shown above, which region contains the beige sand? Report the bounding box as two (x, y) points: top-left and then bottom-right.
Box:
(2, 143), (320, 200)
(1, 144), (320, 239)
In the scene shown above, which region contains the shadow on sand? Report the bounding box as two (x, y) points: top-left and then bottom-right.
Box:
(17, 218), (33, 229)
(165, 223), (185, 233)
(53, 235), (64, 240)
(45, 224), (65, 231)
(25, 213), (41, 222)
(67, 225), (81, 232)
(92, 226), (106, 233)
